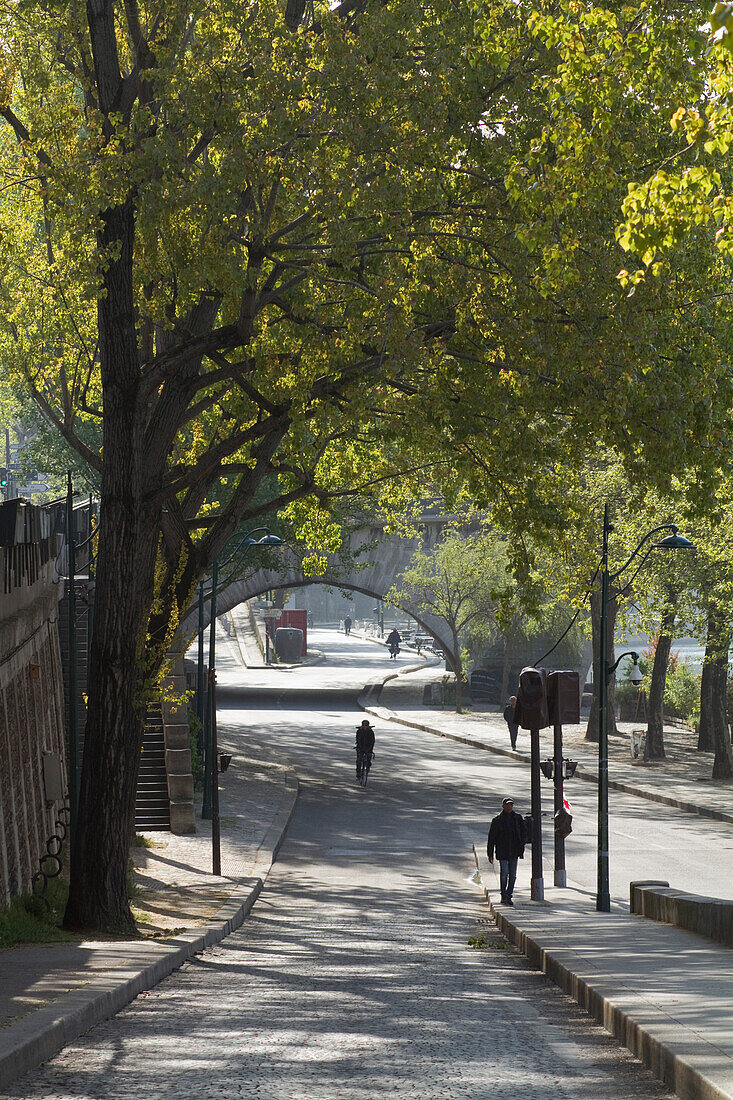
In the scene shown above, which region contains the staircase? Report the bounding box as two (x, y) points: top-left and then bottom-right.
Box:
(134, 702), (170, 831)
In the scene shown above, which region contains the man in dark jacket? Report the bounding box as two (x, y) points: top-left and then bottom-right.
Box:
(503, 695), (519, 750)
(487, 797), (526, 905)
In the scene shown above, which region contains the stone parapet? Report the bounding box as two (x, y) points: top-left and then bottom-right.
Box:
(631, 881), (733, 948)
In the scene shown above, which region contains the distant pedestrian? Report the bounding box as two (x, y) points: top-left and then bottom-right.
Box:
(487, 797), (526, 906)
(503, 695), (519, 750)
(344, 615), (352, 635)
(385, 627), (401, 658)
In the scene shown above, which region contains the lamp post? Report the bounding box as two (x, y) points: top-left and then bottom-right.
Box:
(199, 528), (283, 875)
(596, 505), (694, 912)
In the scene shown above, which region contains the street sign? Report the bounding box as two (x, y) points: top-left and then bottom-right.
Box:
(18, 482), (50, 495)
(262, 609), (281, 619)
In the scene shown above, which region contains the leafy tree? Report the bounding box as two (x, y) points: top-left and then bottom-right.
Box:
(387, 531), (502, 712)
(1, 0), (731, 933)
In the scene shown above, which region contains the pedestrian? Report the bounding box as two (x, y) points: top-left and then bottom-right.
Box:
(503, 695), (519, 750)
(385, 627), (401, 658)
(487, 796), (526, 906)
(344, 615), (352, 635)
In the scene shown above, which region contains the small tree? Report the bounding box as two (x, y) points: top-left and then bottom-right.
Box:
(388, 532), (499, 712)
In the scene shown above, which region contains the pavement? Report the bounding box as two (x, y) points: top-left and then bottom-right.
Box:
(0, 622), (731, 1098)
(0, 695), (299, 1089)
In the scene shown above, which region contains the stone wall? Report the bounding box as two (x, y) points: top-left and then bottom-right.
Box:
(0, 528), (66, 908)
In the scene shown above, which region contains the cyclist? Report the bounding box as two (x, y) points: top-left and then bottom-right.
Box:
(385, 627), (401, 659)
(355, 719), (375, 780)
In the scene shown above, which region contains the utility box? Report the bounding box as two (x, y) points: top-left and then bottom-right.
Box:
(42, 751), (65, 804)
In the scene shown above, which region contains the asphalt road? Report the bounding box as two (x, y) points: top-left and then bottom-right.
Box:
(219, 629), (733, 907)
(3, 629), (682, 1098)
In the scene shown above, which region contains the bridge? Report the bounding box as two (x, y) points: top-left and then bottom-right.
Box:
(179, 512), (459, 663)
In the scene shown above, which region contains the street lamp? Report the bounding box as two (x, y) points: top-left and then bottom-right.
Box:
(596, 504), (694, 912)
(199, 527), (283, 875)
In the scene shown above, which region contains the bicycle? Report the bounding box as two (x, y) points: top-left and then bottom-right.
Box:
(356, 749), (372, 786)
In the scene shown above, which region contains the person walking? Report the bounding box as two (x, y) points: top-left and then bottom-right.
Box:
(487, 797), (526, 905)
(385, 627), (401, 658)
(344, 615), (352, 635)
(503, 695), (519, 750)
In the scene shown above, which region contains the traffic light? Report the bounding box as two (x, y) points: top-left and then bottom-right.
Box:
(546, 670), (580, 725)
(0, 467), (7, 488)
(515, 666), (549, 730)
(539, 759), (555, 780)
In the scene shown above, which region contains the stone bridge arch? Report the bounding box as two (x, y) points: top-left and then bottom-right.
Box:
(179, 524), (458, 665)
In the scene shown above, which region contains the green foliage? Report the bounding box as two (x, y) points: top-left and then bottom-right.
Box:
(187, 709), (204, 789)
(0, 877), (73, 948)
(131, 833), (155, 849)
(664, 662), (700, 720)
(615, 679), (641, 711)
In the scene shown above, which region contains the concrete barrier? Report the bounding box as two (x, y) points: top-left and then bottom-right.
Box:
(631, 881), (733, 948)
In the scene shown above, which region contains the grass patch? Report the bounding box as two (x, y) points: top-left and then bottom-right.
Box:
(0, 876), (75, 949)
(131, 833), (155, 849)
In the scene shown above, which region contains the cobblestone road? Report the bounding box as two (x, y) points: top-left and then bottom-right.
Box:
(3, 836), (674, 1098)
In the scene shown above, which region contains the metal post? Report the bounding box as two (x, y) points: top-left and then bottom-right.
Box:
(597, 503), (611, 912)
(197, 581), (205, 731)
(210, 666), (221, 876)
(202, 558), (218, 820)
(66, 473), (78, 847)
(87, 496), (94, 660)
(530, 727), (544, 901)
(553, 717), (566, 887)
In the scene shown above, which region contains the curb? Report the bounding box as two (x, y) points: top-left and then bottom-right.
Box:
(360, 675), (733, 827)
(0, 773), (299, 1090)
(471, 846), (732, 1100)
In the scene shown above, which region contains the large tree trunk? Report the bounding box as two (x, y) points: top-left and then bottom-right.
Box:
(586, 587), (618, 743)
(700, 605), (733, 779)
(64, 199), (161, 933)
(646, 605), (676, 760)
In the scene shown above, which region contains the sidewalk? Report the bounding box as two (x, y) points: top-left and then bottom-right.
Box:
(361, 662), (733, 1100)
(0, 709), (299, 1088)
(472, 847), (733, 1100)
(361, 665), (733, 826)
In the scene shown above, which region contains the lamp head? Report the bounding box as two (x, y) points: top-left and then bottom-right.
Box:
(629, 660), (643, 687)
(257, 533), (283, 546)
(654, 526), (696, 551)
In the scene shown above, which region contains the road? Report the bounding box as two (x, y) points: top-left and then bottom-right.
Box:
(3, 629), (685, 1098)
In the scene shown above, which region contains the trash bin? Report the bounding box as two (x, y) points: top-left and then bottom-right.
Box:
(275, 627), (303, 662)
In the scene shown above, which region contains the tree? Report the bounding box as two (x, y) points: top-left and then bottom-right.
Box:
(2, 0), (731, 933)
(388, 531), (501, 712)
(2, 0), (507, 931)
